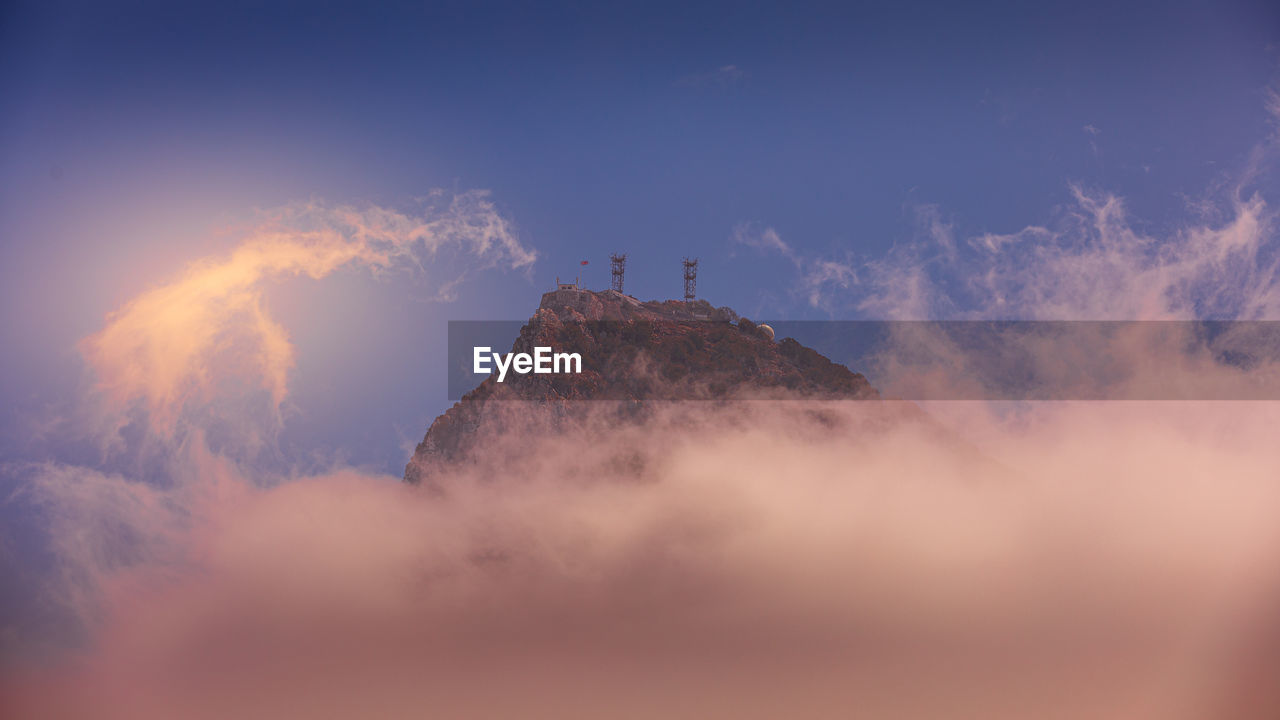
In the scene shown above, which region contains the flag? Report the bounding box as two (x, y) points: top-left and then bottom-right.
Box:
(580, 260), (589, 265)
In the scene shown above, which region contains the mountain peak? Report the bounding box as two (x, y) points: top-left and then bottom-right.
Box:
(405, 292), (878, 485)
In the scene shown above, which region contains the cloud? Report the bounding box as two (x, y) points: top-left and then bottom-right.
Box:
(1083, 124), (1102, 157)
(731, 222), (792, 257)
(732, 222), (859, 311)
(912, 203), (956, 254)
(969, 225), (1054, 254)
(78, 190), (533, 448)
(7, 398), (1280, 718)
(741, 90), (1280, 322)
(842, 182), (1277, 321)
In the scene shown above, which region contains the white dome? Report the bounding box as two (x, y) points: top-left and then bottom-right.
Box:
(758, 323), (775, 340)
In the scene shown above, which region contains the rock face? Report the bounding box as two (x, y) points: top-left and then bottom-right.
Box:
(404, 289), (878, 486)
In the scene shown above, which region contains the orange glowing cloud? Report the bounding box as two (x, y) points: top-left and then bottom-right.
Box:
(78, 190), (534, 444)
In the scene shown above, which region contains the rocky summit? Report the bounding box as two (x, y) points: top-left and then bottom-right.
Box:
(404, 288), (879, 486)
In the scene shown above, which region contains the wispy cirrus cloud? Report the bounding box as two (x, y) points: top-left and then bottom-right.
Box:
(741, 132), (1278, 322)
(1083, 123), (1102, 157)
(79, 190), (534, 449)
(856, 184), (1278, 321)
(736, 188), (1276, 323)
(732, 221), (858, 311)
(732, 204), (956, 316)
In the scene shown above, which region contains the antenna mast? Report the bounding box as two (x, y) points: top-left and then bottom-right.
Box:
(610, 253), (627, 293)
(682, 257), (698, 302)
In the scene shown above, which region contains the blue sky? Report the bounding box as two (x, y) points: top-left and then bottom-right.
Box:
(2, 0), (1279, 475)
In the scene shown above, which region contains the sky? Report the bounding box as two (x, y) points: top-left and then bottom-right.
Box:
(7, 4), (1280, 713)
(2, 0), (1279, 494)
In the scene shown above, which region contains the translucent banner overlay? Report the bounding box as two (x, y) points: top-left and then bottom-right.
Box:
(448, 320), (1280, 401)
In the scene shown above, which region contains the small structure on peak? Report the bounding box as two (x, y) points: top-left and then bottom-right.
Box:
(610, 253), (627, 293)
(555, 276), (580, 291)
(682, 257), (698, 302)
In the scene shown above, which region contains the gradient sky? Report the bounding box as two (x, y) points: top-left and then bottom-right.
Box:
(3, 0), (1279, 476)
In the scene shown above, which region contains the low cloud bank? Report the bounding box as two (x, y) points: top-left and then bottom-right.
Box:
(6, 399), (1280, 719)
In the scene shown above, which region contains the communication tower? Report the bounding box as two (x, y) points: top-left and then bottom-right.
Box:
(682, 257), (698, 302)
(610, 253), (627, 293)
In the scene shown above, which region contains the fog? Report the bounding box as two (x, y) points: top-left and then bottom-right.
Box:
(3, 392), (1279, 718)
